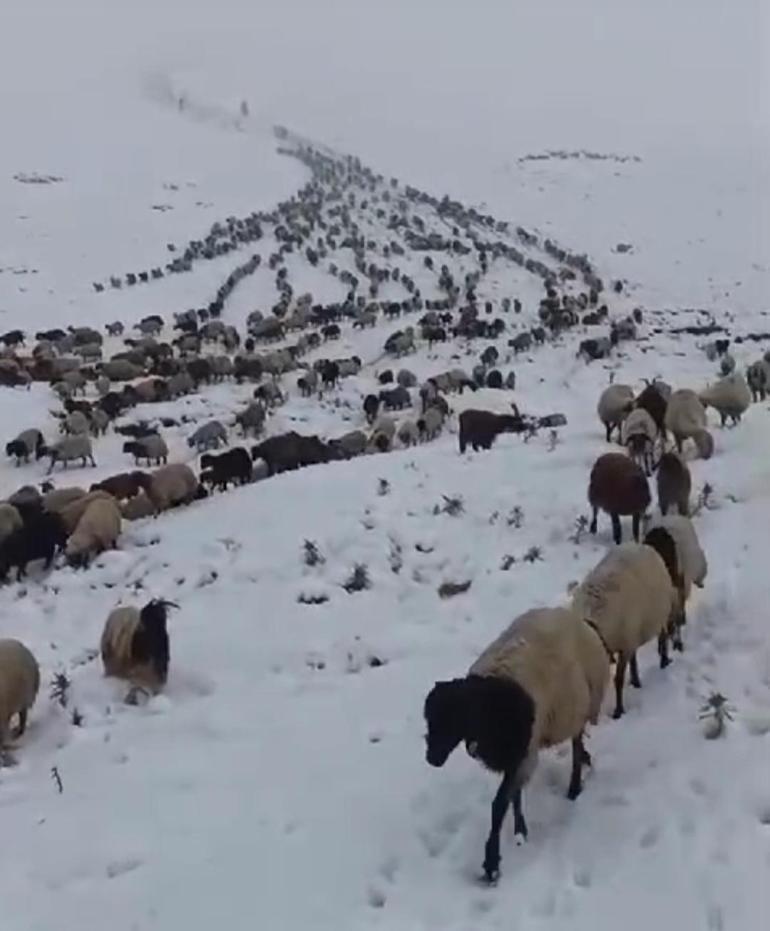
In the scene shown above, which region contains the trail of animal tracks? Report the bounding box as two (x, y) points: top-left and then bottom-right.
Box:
(0, 1), (768, 929)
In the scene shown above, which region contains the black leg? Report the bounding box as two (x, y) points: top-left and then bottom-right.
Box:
(605, 423), (611, 443)
(612, 513), (622, 544)
(511, 788), (527, 839)
(631, 512), (640, 542)
(629, 652), (641, 688)
(658, 631), (671, 668)
(14, 709), (27, 738)
(483, 771), (514, 883)
(589, 506), (598, 535)
(567, 735), (588, 800)
(613, 654), (627, 718)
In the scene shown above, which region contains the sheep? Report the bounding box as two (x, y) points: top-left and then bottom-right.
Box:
(63, 410), (90, 436)
(8, 485), (42, 520)
(571, 535), (681, 718)
(251, 432), (331, 475)
(65, 496), (121, 567)
(379, 385), (411, 411)
(363, 394), (380, 424)
(57, 490), (115, 534)
(366, 415), (396, 453)
(91, 472), (146, 502)
(0, 639), (40, 753)
(597, 384), (634, 443)
(6, 428), (44, 464)
(0, 504), (22, 546)
(458, 408), (527, 453)
(423, 606), (609, 882)
(199, 448), (252, 490)
(235, 402), (265, 438)
(647, 513), (707, 628)
(417, 405), (445, 441)
(121, 492), (156, 521)
(42, 486), (87, 517)
(578, 337), (611, 361)
(588, 452), (651, 544)
(45, 435), (96, 472)
(297, 369), (318, 397)
(136, 464), (201, 513)
(664, 389), (711, 455)
(0, 510), (68, 581)
(123, 434), (168, 466)
(634, 381), (668, 438)
(620, 407), (657, 476)
(101, 599), (177, 698)
(397, 368), (417, 388)
(699, 372), (752, 427)
(397, 419), (420, 447)
(327, 430), (367, 460)
(656, 452), (691, 516)
(746, 360), (770, 402)
(101, 359), (144, 382)
(187, 420), (227, 452)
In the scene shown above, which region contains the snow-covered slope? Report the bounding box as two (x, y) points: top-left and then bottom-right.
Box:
(0, 2), (767, 930)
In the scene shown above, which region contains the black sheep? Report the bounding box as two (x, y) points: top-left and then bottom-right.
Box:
(200, 448), (252, 490)
(379, 386), (411, 410)
(363, 394), (380, 424)
(634, 381), (668, 437)
(0, 511), (68, 582)
(251, 432), (331, 476)
(458, 409), (527, 453)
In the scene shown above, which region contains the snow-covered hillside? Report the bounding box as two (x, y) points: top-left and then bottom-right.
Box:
(0, 2), (768, 930)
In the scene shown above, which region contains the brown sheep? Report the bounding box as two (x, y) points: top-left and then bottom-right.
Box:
(91, 472), (147, 502)
(656, 452), (691, 516)
(588, 452), (651, 544)
(634, 381), (668, 438)
(458, 407), (527, 453)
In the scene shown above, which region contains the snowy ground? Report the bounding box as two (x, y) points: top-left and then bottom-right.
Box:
(0, 2), (768, 930)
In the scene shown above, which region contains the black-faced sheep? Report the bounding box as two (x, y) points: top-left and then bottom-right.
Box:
(634, 381), (668, 438)
(0, 510), (68, 581)
(363, 394), (380, 424)
(66, 496), (122, 567)
(200, 448), (252, 490)
(597, 384), (634, 443)
(327, 430), (367, 460)
(647, 514), (707, 635)
(458, 408), (526, 453)
(123, 434), (168, 466)
(656, 452), (691, 516)
(6, 429), (45, 465)
(0, 639), (40, 754)
(620, 407), (657, 476)
(136, 464), (202, 514)
(699, 372), (751, 427)
(45, 435), (96, 473)
(571, 534), (681, 718)
(91, 472), (147, 502)
(101, 600), (176, 699)
(588, 452), (651, 544)
(379, 386), (411, 411)
(423, 606), (609, 882)
(397, 420), (419, 447)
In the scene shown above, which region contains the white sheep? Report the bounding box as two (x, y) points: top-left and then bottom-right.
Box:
(42, 486), (87, 517)
(139, 464), (200, 513)
(366, 414), (396, 454)
(65, 496), (122, 567)
(101, 600), (175, 698)
(597, 384), (634, 442)
(46, 435), (96, 472)
(64, 410), (90, 435)
(0, 639), (40, 753)
(397, 419), (419, 447)
(120, 492), (156, 521)
(423, 606), (609, 882)
(0, 503), (22, 547)
(699, 372), (752, 427)
(571, 533), (680, 718)
(620, 407), (657, 475)
(57, 489), (114, 534)
(664, 389), (713, 457)
(418, 405), (445, 441)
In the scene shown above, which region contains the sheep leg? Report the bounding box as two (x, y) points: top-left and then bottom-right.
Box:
(510, 788), (528, 840)
(482, 771), (515, 883)
(612, 655), (628, 718)
(612, 513), (623, 544)
(589, 506), (598, 535)
(567, 735), (589, 799)
(629, 653), (642, 688)
(631, 512), (641, 542)
(658, 631), (671, 668)
(13, 709), (27, 738)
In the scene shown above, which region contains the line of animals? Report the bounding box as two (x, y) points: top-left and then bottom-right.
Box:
(421, 365), (762, 883)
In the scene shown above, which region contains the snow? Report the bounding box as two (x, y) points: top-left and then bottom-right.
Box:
(0, 1), (768, 929)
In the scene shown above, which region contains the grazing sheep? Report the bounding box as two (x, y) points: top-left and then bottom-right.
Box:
(57, 490), (114, 535)
(571, 536), (680, 718)
(46, 435), (96, 472)
(699, 372), (752, 427)
(366, 415), (396, 453)
(187, 421), (227, 453)
(0, 639), (40, 753)
(397, 419), (419, 447)
(458, 409), (527, 453)
(746, 360), (770, 402)
(235, 402), (265, 438)
(250, 433), (331, 475)
(0, 504), (22, 546)
(123, 434), (168, 466)
(297, 369), (318, 397)
(0, 510), (68, 581)
(8, 485), (42, 520)
(120, 492), (156, 521)
(328, 430), (367, 460)
(42, 486), (87, 517)
(66, 496), (122, 567)
(597, 384), (634, 443)
(664, 389), (710, 455)
(588, 452), (651, 544)
(578, 337), (611, 362)
(63, 410), (90, 436)
(647, 515), (707, 633)
(101, 359), (144, 382)
(363, 394), (380, 424)
(379, 385), (411, 411)
(199, 448), (252, 490)
(620, 407), (657, 476)
(634, 381), (669, 438)
(423, 606), (609, 882)
(6, 428), (44, 464)
(397, 368), (417, 388)
(101, 599), (176, 696)
(91, 472), (146, 502)
(417, 405), (445, 441)
(510, 332), (532, 354)
(136, 464), (201, 514)
(656, 452), (691, 516)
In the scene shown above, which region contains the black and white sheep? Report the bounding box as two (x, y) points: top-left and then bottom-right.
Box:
(101, 599), (176, 699)
(458, 408), (527, 453)
(123, 434), (168, 466)
(5, 429), (45, 465)
(620, 407), (657, 476)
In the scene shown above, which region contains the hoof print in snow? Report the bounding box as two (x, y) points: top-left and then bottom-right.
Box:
(106, 857), (143, 880)
(366, 886), (386, 909)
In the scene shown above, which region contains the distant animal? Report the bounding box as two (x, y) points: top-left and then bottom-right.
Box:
(458, 408), (527, 453)
(5, 429), (45, 465)
(123, 435), (168, 466)
(187, 421), (227, 452)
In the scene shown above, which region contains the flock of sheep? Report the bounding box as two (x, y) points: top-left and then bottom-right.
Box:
(421, 348), (764, 883)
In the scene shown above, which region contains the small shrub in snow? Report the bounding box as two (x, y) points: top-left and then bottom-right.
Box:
(71, 708), (84, 727)
(51, 766), (63, 794)
(500, 554), (517, 571)
(569, 515), (589, 544)
(523, 546), (543, 563)
(506, 506), (524, 529)
(388, 538), (403, 574)
(50, 671), (71, 709)
(547, 429), (560, 452)
(343, 563), (371, 593)
(303, 539), (325, 568)
(699, 691), (735, 739)
(377, 478), (390, 496)
(433, 494), (464, 517)
(692, 482), (715, 515)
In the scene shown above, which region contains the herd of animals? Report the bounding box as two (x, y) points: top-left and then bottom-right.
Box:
(0, 133), (767, 886)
